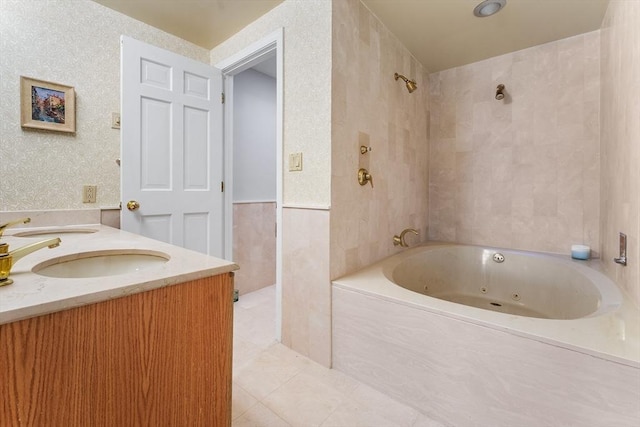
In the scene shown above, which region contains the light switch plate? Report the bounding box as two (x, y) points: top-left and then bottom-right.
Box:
(289, 152), (303, 171)
(111, 112), (121, 129)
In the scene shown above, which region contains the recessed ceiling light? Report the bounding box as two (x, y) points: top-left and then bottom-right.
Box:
(473, 0), (507, 17)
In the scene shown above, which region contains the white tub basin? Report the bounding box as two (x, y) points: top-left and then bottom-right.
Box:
(33, 250), (170, 278)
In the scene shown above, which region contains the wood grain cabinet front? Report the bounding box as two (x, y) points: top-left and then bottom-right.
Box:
(1, 273), (234, 427)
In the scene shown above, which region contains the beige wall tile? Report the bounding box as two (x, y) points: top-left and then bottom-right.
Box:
(281, 208), (331, 367)
(429, 31), (601, 255)
(600, 0), (640, 305)
(233, 203), (277, 295)
(330, 0), (430, 279)
(100, 208), (121, 229)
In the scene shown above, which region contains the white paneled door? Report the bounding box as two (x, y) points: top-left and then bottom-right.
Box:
(121, 36), (224, 257)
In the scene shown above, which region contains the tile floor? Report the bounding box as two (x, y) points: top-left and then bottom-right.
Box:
(232, 285), (447, 427)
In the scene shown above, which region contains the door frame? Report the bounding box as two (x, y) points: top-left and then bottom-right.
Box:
(215, 28), (284, 341)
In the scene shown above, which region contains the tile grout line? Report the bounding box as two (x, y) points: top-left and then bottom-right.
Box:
(231, 382), (259, 422)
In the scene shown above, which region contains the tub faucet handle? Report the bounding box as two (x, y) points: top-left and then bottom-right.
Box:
(393, 228), (418, 247)
(358, 168), (373, 188)
(614, 232), (627, 266)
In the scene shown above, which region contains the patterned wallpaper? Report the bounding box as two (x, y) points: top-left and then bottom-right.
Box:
(209, 0), (332, 208)
(0, 0), (209, 211)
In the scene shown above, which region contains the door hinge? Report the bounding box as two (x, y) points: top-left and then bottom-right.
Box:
(221, 92), (225, 104)
(221, 181), (224, 192)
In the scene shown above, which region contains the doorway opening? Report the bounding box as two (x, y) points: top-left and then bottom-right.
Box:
(216, 29), (283, 341)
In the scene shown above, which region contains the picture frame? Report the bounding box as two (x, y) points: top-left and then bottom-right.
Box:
(20, 76), (75, 133)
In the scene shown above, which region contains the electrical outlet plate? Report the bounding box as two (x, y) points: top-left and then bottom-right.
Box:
(83, 185), (97, 203)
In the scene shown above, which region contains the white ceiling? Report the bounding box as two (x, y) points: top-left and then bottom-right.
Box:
(92, 0), (610, 72)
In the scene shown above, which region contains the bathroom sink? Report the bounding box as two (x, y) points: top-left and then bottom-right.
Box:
(14, 228), (98, 239)
(33, 249), (170, 278)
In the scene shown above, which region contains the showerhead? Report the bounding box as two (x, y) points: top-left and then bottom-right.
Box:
(495, 84), (505, 100)
(395, 73), (418, 93)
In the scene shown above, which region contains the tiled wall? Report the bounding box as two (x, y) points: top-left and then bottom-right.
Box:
(600, 0), (640, 306)
(428, 32), (601, 256)
(233, 203), (276, 295)
(330, 0), (430, 279)
(281, 208), (331, 367)
(0, 0), (209, 211)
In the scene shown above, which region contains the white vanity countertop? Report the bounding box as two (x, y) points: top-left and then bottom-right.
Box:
(0, 225), (238, 325)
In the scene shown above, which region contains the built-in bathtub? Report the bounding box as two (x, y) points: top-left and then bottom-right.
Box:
(332, 243), (640, 426)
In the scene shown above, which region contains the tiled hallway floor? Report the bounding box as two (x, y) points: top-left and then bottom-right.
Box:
(232, 286), (446, 427)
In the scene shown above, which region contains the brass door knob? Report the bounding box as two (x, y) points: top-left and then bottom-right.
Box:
(127, 200), (140, 211)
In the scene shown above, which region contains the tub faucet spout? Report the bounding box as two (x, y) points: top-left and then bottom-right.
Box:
(393, 228), (418, 247)
(0, 217), (31, 237)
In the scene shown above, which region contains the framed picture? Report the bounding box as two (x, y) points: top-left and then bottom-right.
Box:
(20, 76), (75, 133)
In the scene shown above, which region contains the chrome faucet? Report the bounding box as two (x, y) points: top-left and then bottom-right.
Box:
(393, 228), (418, 247)
(0, 237), (61, 286)
(0, 217), (31, 238)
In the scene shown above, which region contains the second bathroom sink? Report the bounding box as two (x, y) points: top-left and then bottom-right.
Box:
(33, 249), (170, 278)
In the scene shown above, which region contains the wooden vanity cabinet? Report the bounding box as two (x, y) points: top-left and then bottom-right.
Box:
(1, 273), (234, 426)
